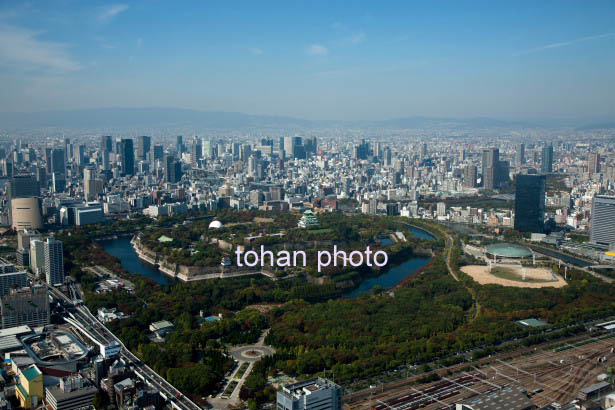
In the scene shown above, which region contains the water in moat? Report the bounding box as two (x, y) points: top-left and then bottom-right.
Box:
(101, 237), (171, 285)
(101, 225), (436, 292)
(343, 225), (436, 298)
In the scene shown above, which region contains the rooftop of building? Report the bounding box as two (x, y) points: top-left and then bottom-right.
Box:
(485, 242), (533, 258)
(281, 377), (340, 398)
(22, 365), (42, 382)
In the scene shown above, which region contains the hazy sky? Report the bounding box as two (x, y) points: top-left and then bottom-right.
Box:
(0, 1), (613, 120)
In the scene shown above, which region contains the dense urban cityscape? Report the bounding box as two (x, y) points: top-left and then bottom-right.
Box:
(1, 1), (615, 410)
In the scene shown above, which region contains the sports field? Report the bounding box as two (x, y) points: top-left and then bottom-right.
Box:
(461, 264), (567, 288)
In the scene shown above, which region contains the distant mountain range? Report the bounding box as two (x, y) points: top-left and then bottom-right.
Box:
(0, 107), (611, 131)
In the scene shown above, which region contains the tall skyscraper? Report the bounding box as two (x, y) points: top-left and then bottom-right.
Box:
(164, 155), (182, 183)
(8, 174), (39, 199)
(482, 148), (499, 190)
(588, 152), (600, 175)
(52, 172), (66, 193)
(590, 195), (615, 246)
(191, 139), (202, 167)
(120, 139), (135, 176)
(84, 166), (103, 201)
(176, 135), (184, 154)
(36, 167), (47, 190)
(44, 238), (64, 286)
(101, 149), (110, 171)
(463, 165), (477, 188)
(137, 135), (151, 161)
(75, 144), (86, 166)
(202, 139), (212, 159)
(101, 135), (113, 152)
(152, 144), (164, 163)
(30, 239), (45, 276)
(515, 143), (525, 166)
(283, 136), (296, 159)
(51, 148), (65, 175)
(514, 174), (546, 233)
(541, 145), (553, 173)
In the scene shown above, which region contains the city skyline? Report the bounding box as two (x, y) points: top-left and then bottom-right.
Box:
(0, 1), (613, 121)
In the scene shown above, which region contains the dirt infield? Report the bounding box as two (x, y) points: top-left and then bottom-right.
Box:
(461, 264), (567, 288)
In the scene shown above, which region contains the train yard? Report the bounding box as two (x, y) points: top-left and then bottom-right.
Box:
(344, 334), (615, 410)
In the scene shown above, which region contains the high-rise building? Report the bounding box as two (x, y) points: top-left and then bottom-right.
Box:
(277, 378), (342, 410)
(463, 165), (477, 188)
(482, 148), (499, 190)
(120, 139), (135, 176)
(44, 238), (64, 286)
(152, 144), (164, 164)
(0, 261), (27, 297)
(52, 172), (66, 193)
(514, 174), (546, 233)
(164, 156), (182, 183)
(191, 139), (202, 167)
(8, 174), (39, 199)
(202, 139), (212, 159)
(51, 148), (65, 175)
(384, 147), (392, 167)
(30, 239), (45, 276)
(283, 136), (296, 159)
(588, 153), (600, 175)
(590, 195), (615, 246)
(35, 167), (47, 190)
(353, 139), (369, 160)
(515, 143), (525, 166)
(2, 159), (14, 177)
(137, 136), (151, 161)
(541, 145), (553, 173)
(1, 286), (50, 328)
(176, 135), (184, 154)
(11, 197), (43, 230)
(84, 167), (103, 201)
(101, 135), (113, 152)
(75, 144), (86, 166)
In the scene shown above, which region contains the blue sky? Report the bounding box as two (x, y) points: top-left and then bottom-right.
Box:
(0, 1), (613, 120)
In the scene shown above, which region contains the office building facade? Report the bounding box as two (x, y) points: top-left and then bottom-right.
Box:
(541, 145), (553, 173)
(44, 238), (64, 286)
(0, 287), (50, 328)
(514, 174), (546, 233)
(277, 378), (342, 410)
(590, 195), (615, 246)
(120, 139), (135, 176)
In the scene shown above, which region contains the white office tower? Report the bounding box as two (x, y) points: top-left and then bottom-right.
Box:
(590, 195), (615, 246)
(44, 238), (64, 286)
(30, 239), (45, 276)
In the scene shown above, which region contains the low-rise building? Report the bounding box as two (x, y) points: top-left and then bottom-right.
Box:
(277, 377), (342, 410)
(45, 375), (97, 410)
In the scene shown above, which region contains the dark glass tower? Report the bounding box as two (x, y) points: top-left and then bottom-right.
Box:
(514, 174), (546, 233)
(137, 135), (151, 161)
(541, 145), (553, 173)
(120, 139), (135, 176)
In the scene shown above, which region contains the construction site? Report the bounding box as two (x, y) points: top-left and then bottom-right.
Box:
(343, 332), (615, 410)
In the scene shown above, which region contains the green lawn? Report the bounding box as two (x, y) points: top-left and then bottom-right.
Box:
(490, 267), (552, 283)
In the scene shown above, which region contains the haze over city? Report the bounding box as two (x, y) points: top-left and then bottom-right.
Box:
(0, 0), (614, 122)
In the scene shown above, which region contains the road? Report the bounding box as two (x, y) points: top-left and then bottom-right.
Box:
(47, 283), (202, 410)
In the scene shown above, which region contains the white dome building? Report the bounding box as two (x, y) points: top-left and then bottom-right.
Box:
(208, 220), (223, 229)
